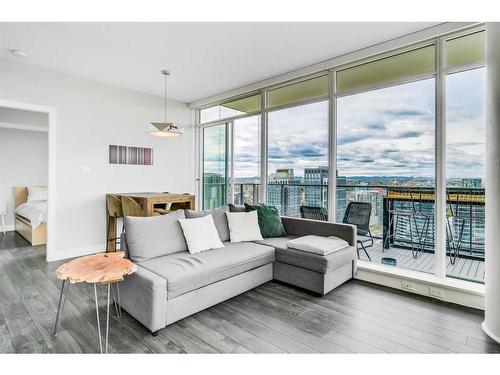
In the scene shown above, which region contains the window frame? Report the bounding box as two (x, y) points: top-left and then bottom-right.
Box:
(194, 24), (486, 285)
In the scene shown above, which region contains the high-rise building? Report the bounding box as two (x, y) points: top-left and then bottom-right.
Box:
(336, 172), (347, 222)
(462, 178), (482, 188)
(268, 169), (302, 217)
(304, 166), (328, 209)
(203, 173), (226, 209)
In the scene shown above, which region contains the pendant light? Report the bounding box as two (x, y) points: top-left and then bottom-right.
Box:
(148, 70), (183, 137)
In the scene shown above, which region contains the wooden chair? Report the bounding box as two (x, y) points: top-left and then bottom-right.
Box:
(121, 196), (149, 217)
(106, 195), (123, 252)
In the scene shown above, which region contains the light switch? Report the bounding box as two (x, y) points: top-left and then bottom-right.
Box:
(81, 165), (91, 174)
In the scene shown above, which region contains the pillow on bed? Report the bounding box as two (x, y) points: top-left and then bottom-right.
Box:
(27, 186), (47, 202)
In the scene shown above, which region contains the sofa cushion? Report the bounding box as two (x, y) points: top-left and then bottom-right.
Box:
(254, 236), (356, 274)
(139, 242), (275, 299)
(185, 205), (230, 241)
(286, 235), (349, 255)
(244, 203), (287, 238)
(124, 210), (187, 262)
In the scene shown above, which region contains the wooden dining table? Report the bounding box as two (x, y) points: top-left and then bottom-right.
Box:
(106, 192), (195, 251)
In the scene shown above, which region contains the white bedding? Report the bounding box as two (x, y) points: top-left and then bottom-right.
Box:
(15, 200), (48, 229)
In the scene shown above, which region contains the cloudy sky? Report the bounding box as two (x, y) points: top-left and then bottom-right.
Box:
(205, 67), (485, 181)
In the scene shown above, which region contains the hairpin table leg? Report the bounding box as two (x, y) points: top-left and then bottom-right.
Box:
(94, 283), (103, 354)
(116, 283), (122, 318)
(105, 283), (110, 354)
(53, 279), (69, 336)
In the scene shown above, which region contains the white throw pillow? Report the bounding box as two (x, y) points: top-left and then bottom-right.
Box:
(27, 186), (47, 202)
(178, 214), (224, 254)
(225, 211), (263, 242)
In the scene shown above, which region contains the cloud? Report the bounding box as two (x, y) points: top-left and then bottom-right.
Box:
(228, 70), (485, 180)
(367, 122), (386, 130)
(397, 130), (422, 138)
(337, 134), (366, 145)
(387, 109), (425, 117)
(358, 157), (375, 163)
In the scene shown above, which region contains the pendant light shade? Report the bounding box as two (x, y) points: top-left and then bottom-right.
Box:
(148, 70), (183, 137)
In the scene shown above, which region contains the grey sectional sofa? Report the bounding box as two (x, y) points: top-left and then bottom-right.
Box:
(119, 205), (357, 335)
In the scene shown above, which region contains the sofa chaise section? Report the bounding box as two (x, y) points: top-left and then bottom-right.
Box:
(258, 217), (357, 295)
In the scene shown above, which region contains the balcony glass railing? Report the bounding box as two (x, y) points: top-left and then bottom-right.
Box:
(232, 183), (484, 258)
(230, 182), (485, 282)
(233, 183), (260, 205)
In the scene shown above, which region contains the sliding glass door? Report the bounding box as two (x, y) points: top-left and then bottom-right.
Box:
(202, 123), (228, 209)
(202, 115), (261, 209)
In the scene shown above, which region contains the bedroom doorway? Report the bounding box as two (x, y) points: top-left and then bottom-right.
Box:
(0, 100), (56, 261)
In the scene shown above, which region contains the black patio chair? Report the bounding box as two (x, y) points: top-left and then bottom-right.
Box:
(343, 201), (373, 261)
(299, 206), (328, 221)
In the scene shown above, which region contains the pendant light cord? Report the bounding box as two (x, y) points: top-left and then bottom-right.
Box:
(164, 73), (168, 123)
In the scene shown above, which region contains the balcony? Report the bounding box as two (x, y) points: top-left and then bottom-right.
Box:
(234, 183), (485, 283)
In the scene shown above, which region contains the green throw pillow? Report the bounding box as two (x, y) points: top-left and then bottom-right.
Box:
(244, 203), (287, 238)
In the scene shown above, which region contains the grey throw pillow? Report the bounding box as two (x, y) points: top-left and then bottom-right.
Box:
(228, 204), (246, 212)
(185, 205), (230, 241)
(124, 210), (187, 262)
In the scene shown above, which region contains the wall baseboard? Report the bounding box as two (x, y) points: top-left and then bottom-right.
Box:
(46, 243), (107, 262)
(356, 263), (485, 310)
(1, 225), (15, 232)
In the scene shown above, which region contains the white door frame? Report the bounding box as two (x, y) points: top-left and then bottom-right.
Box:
(0, 99), (56, 262)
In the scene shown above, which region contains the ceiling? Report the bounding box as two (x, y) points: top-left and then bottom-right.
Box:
(0, 22), (441, 103)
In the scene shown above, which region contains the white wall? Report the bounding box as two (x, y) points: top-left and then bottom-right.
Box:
(0, 58), (194, 261)
(0, 107), (49, 128)
(0, 127), (48, 228)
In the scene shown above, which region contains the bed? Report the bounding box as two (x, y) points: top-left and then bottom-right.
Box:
(14, 186), (47, 246)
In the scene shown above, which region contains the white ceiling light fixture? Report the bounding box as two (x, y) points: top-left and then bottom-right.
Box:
(148, 70), (183, 137)
(9, 49), (27, 58)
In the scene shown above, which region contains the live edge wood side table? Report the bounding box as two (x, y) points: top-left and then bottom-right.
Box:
(53, 251), (136, 354)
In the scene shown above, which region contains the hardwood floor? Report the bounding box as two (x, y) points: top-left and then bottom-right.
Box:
(0, 236), (499, 353)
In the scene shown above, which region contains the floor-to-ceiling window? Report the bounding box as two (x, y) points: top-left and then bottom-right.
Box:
(445, 31), (486, 282)
(335, 45), (437, 273)
(233, 115), (261, 205)
(266, 76), (329, 218)
(197, 27), (486, 285)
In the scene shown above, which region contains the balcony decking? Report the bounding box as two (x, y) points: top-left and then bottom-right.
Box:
(359, 240), (485, 282)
